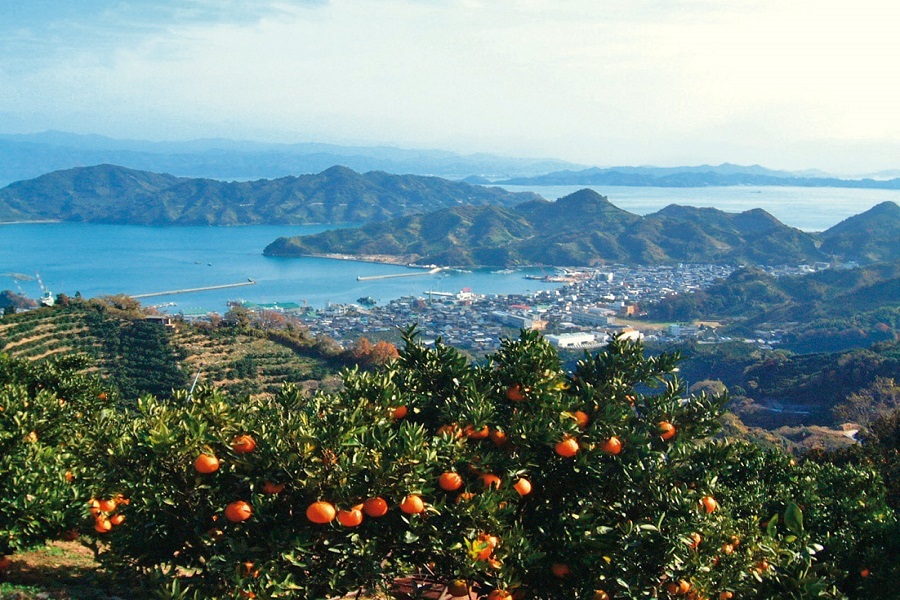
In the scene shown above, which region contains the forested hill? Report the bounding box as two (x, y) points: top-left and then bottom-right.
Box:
(265, 189), (899, 267)
(648, 260), (900, 353)
(0, 164), (539, 225)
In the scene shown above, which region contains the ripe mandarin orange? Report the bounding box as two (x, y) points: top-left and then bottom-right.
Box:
(439, 471), (464, 491)
(400, 494), (425, 514)
(306, 501), (337, 524)
(363, 497), (389, 517)
(232, 434), (256, 454)
(194, 454), (220, 474)
(224, 500), (253, 523)
(555, 437), (579, 457)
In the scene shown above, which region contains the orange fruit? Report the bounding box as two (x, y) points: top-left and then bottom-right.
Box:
(262, 481), (285, 494)
(593, 591), (610, 600)
(488, 590), (512, 600)
(400, 494), (425, 514)
(87, 499), (100, 515)
(336, 508), (364, 527)
(65, 471), (74, 483)
(480, 474), (501, 489)
(721, 543), (734, 555)
(456, 492), (475, 503)
(391, 406), (408, 419)
(439, 471), (464, 492)
(505, 384), (525, 402)
(109, 514), (125, 526)
(97, 498), (117, 513)
(307, 501), (337, 524)
(573, 410), (590, 428)
(666, 582), (680, 595)
(659, 421), (676, 441)
(699, 495), (719, 514)
(688, 532), (702, 549)
(599, 436), (623, 455)
(464, 424), (490, 439)
(194, 454), (220, 474)
(719, 593), (733, 600)
(232, 434), (257, 454)
(555, 437), (579, 457)
(224, 500), (253, 523)
(446, 579), (469, 597)
(0, 555), (12, 571)
(363, 497), (389, 517)
(551, 562), (570, 578)
(679, 580), (692, 594)
(437, 423), (462, 438)
(756, 559), (770, 572)
(513, 478), (532, 496)
(94, 517), (112, 534)
(860, 567), (870, 578)
(489, 429), (508, 447)
(98, 392), (108, 401)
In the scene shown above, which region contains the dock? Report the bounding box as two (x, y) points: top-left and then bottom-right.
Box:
(132, 279), (256, 299)
(357, 267), (442, 281)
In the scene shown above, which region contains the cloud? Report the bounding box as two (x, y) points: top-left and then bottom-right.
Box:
(0, 0), (898, 171)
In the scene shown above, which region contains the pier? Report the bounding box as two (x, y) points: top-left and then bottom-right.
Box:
(357, 267), (442, 281)
(132, 279), (256, 299)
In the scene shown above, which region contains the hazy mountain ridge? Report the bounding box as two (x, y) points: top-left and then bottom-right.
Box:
(499, 164), (900, 189)
(0, 164), (540, 225)
(265, 190), (899, 267)
(0, 131), (584, 184)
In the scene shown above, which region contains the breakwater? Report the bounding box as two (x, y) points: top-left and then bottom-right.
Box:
(357, 267), (442, 281)
(132, 279), (256, 299)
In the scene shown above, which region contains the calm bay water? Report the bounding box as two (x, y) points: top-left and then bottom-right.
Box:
(0, 223), (562, 314)
(1, 186), (895, 314)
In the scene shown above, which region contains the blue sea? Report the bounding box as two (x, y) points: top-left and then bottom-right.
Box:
(1, 185), (895, 314)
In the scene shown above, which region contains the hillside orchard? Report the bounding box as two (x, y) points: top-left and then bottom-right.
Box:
(0, 329), (897, 599)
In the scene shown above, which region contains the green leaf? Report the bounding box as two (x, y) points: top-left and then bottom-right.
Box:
(784, 502), (804, 535)
(767, 513), (779, 537)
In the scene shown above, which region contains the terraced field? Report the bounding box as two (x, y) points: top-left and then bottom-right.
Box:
(0, 302), (341, 399)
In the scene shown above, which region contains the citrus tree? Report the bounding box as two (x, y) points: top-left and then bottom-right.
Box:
(0, 354), (109, 556)
(3, 330), (896, 597)
(60, 329), (895, 599)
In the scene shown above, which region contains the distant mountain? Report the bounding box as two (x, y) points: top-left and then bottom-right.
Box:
(0, 164), (540, 225)
(498, 164), (900, 189)
(0, 131), (584, 185)
(264, 189), (879, 267)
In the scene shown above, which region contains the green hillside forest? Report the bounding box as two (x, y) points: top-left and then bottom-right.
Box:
(0, 164), (538, 225)
(265, 190), (899, 267)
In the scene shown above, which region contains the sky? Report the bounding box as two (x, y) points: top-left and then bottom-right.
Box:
(1, 0), (898, 174)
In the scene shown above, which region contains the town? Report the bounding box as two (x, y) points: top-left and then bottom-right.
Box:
(291, 263), (745, 353)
